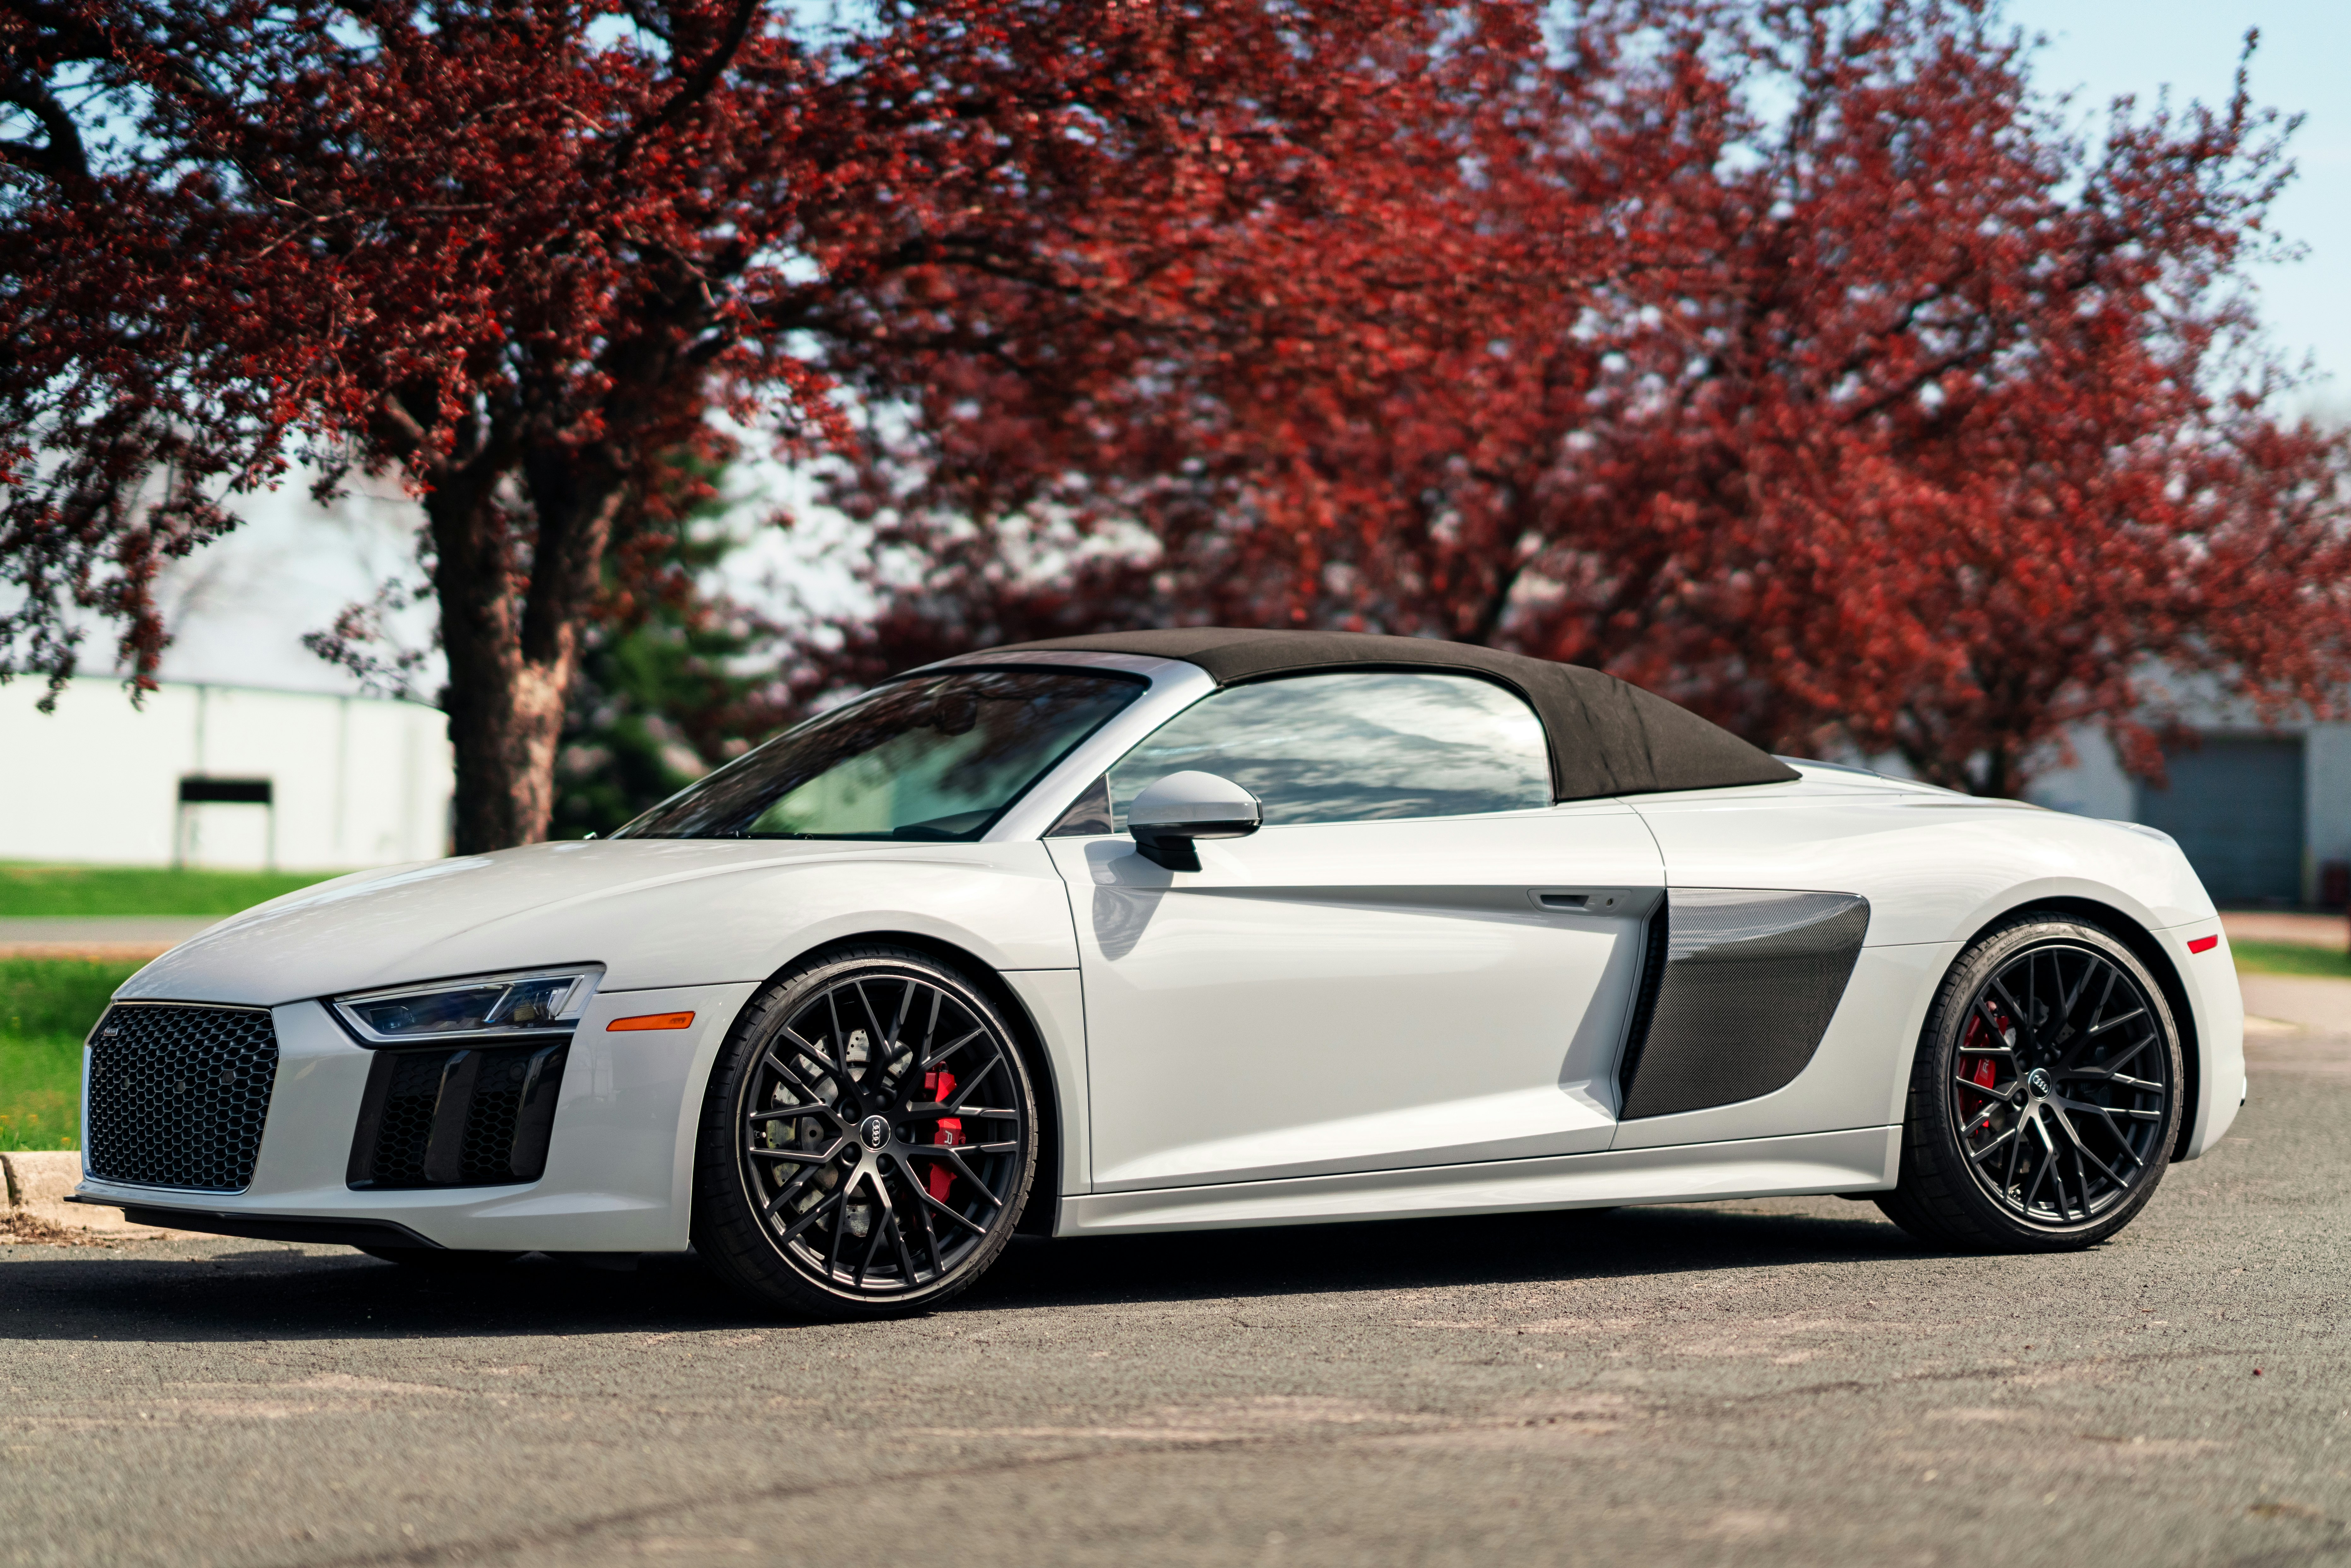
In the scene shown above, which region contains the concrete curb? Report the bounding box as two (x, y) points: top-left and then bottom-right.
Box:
(1, 1150), (199, 1241)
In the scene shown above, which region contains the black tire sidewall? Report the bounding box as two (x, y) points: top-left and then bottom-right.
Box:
(691, 945), (1038, 1318)
(1904, 916), (2183, 1250)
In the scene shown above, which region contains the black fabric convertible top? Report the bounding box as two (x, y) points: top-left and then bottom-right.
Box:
(984, 627), (1799, 801)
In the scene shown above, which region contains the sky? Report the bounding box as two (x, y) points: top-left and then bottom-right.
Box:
(95, 0), (2351, 705)
(2013, 0), (2351, 411)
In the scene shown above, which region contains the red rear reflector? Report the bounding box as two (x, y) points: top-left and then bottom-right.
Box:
(2187, 935), (2219, 954)
(608, 1011), (695, 1031)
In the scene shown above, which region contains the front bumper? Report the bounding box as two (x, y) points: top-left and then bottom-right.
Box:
(75, 980), (759, 1251)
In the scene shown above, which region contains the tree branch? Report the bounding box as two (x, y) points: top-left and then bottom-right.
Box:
(597, 0), (762, 180)
(0, 76), (93, 191)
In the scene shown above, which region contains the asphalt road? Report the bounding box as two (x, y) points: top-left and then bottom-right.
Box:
(4, 996), (2346, 1567)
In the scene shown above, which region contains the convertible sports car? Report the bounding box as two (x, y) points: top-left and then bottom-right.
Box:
(76, 629), (2244, 1316)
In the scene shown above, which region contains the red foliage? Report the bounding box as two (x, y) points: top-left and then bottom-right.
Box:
(824, 1), (2351, 794)
(3, 0), (1479, 842)
(5, 0), (2346, 836)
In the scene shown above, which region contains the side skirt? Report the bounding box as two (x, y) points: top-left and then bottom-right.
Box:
(1056, 1126), (1899, 1236)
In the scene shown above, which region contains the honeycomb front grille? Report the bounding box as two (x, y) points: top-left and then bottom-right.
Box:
(84, 1005), (280, 1191)
(346, 1040), (568, 1189)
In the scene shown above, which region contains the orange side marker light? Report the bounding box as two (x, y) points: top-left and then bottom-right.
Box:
(2186, 935), (2219, 954)
(608, 1011), (695, 1032)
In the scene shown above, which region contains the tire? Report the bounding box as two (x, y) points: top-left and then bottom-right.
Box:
(355, 1247), (522, 1270)
(1877, 912), (2183, 1252)
(691, 944), (1038, 1319)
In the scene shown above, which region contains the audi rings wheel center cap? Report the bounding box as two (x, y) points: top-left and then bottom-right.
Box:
(2026, 1068), (2053, 1099)
(859, 1115), (891, 1151)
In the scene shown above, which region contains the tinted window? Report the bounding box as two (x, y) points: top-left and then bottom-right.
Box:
(614, 668), (1141, 841)
(1103, 672), (1552, 828)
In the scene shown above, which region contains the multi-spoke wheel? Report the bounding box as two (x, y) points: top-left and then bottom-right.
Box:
(692, 945), (1037, 1318)
(1878, 913), (2182, 1252)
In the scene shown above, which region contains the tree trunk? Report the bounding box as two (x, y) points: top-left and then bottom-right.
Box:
(429, 452), (628, 853)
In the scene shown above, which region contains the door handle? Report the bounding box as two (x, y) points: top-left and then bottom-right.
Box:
(1528, 886), (1662, 915)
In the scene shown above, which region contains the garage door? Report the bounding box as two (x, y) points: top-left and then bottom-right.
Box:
(2134, 736), (2305, 904)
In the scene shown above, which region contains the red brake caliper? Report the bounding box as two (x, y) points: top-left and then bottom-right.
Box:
(923, 1069), (962, 1203)
(1959, 1015), (2002, 1132)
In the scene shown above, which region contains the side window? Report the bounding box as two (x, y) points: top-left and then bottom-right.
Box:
(1103, 671), (1552, 829)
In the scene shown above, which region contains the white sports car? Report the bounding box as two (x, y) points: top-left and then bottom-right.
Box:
(76, 630), (2245, 1316)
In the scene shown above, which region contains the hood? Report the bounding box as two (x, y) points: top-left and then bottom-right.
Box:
(119, 838), (953, 1007)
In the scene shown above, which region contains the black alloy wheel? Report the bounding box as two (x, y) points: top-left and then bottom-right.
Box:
(1878, 913), (2182, 1252)
(693, 945), (1036, 1318)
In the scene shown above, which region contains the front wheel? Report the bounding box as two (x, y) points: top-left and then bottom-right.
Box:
(1877, 913), (2182, 1252)
(692, 945), (1038, 1319)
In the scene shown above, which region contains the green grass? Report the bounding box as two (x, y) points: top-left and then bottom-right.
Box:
(0, 958), (140, 1151)
(2231, 939), (2351, 980)
(0, 1038), (86, 1151)
(0, 862), (340, 918)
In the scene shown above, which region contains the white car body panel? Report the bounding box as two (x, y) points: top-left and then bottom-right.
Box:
(2156, 927), (2246, 1160)
(1626, 779), (2216, 943)
(77, 644), (2246, 1249)
(1050, 803), (1660, 1191)
(120, 839), (1083, 1002)
(78, 982), (758, 1250)
(1627, 775), (2240, 1160)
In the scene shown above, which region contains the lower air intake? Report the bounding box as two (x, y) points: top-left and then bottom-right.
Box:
(347, 1040), (569, 1189)
(85, 1004), (280, 1192)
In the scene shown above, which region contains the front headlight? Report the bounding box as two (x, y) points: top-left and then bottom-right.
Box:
(331, 965), (603, 1047)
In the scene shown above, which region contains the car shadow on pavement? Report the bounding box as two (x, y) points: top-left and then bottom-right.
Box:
(971, 1201), (1920, 1311)
(0, 1201), (1923, 1343)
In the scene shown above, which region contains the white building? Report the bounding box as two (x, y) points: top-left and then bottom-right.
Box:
(0, 678), (451, 870)
(2032, 719), (2351, 909)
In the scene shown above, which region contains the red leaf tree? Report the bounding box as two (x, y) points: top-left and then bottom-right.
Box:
(9, 0), (2344, 826)
(1, 0), (1471, 846)
(822, 1), (2351, 794)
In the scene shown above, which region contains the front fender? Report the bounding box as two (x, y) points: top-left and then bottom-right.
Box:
(416, 844), (1081, 991)
(119, 840), (1079, 1005)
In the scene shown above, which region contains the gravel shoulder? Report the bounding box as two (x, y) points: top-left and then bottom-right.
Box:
(5, 997), (2348, 1567)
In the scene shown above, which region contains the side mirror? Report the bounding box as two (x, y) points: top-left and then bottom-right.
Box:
(1127, 770), (1262, 871)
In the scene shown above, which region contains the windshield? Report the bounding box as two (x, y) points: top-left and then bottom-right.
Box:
(612, 668), (1143, 841)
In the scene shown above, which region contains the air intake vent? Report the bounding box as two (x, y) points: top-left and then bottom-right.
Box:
(347, 1041), (569, 1189)
(85, 1004), (280, 1191)
(1618, 890), (1870, 1120)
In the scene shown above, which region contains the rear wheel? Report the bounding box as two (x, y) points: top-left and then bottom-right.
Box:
(692, 945), (1037, 1319)
(1878, 913), (2182, 1252)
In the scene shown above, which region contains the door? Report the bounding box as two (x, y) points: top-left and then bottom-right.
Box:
(1043, 671), (1664, 1192)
